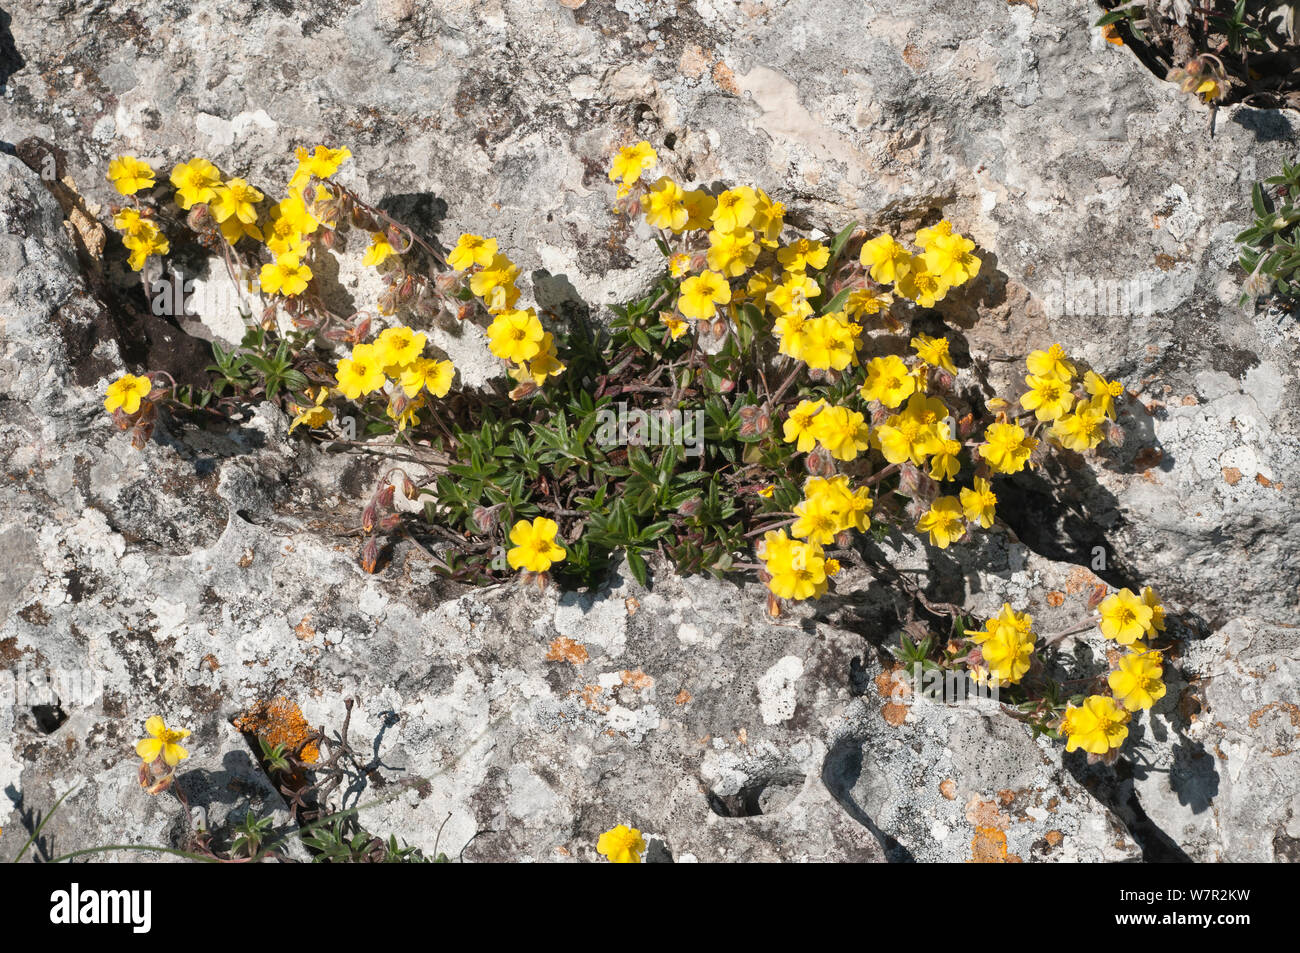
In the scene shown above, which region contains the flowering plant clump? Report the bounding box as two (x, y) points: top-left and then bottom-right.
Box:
(99, 139), (1159, 759)
(1096, 1), (1299, 108)
(100, 139), (1130, 600)
(893, 583), (1171, 762)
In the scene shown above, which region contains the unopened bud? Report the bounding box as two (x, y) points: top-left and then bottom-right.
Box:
(457, 302), (475, 322)
(377, 513), (402, 532)
(472, 505), (499, 534)
(677, 496), (702, 518)
(399, 274), (416, 301)
(435, 272), (460, 294)
(360, 536), (380, 574)
(361, 500), (378, 534)
(319, 227), (336, 250)
(377, 289), (398, 316)
(376, 484), (396, 509)
(402, 475), (418, 500)
(806, 446), (835, 477)
(186, 204), (212, 230)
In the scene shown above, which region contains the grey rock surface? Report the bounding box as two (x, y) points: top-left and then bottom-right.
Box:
(1, 0), (1297, 861)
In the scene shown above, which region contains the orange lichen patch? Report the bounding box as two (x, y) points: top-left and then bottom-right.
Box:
(233, 696), (319, 763)
(1046, 797), (1059, 813)
(939, 779), (957, 800)
(965, 796), (1011, 830)
(545, 637), (589, 665)
(554, 845), (571, 856)
(619, 669), (654, 691)
(237, 548), (255, 568)
(969, 827), (1016, 863)
(200, 653), (220, 672)
(624, 597), (640, 616)
(294, 616), (316, 642)
(570, 684), (608, 713)
(674, 689), (692, 706)
(1248, 702), (1300, 753)
(1222, 467), (1242, 485)
(875, 663), (911, 726)
(712, 61), (740, 95)
(1045, 829), (1064, 847)
(1046, 590), (1065, 607)
(678, 43), (711, 79)
(1256, 473), (1281, 489)
(1064, 566), (1100, 595)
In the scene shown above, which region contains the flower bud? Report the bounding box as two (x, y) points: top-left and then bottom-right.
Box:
(402, 475), (418, 500)
(378, 513), (402, 532)
(677, 496), (702, 518)
(399, 274), (416, 301)
(319, 227), (336, 250)
(186, 203), (212, 231)
(435, 272), (461, 295)
(376, 484), (396, 509)
(361, 500), (378, 534)
(806, 446), (835, 477)
(360, 536), (380, 574)
(457, 303), (475, 322)
(472, 505), (499, 534)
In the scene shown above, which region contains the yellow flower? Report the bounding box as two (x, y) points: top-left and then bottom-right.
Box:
(364, 232), (396, 267)
(915, 220), (953, 250)
(260, 253), (313, 297)
(1141, 586), (1166, 632)
(978, 422), (1037, 474)
(487, 309), (545, 363)
(678, 270), (731, 321)
(782, 399), (827, 453)
(1020, 373), (1075, 422)
(1108, 649), (1166, 712)
(661, 313), (688, 340)
(211, 178), (263, 225)
(135, 715), (191, 767)
(1026, 343), (1075, 381)
(860, 355), (917, 409)
(169, 158), (221, 210)
(1195, 78), (1222, 103)
(375, 325), (427, 370)
(969, 604), (1035, 686)
(776, 238), (829, 273)
(798, 314), (859, 372)
(751, 189), (785, 247)
(915, 496), (965, 549)
(334, 343), (389, 400)
(682, 189), (717, 230)
(106, 155), (156, 196)
(1061, 695), (1130, 755)
(765, 272), (819, 319)
(469, 253), (520, 311)
(508, 333), (566, 387)
(1051, 405), (1107, 451)
(668, 253), (691, 279)
(813, 405), (871, 461)
(710, 186), (758, 233)
(758, 484), (775, 499)
(400, 357), (455, 399)
(289, 388), (335, 433)
(706, 227), (759, 277)
(859, 234), (912, 284)
(959, 476), (997, 528)
(609, 141), (657, 187)
(219, 216), (262, 246)
(265, 195), (319, 254)
(910, 333), (956, 375)
(643, 176), (690, 231)
(921, 231), (980, 287)
(387, 393), (425, 432)
(846, 288), (893, 320)
(448, 233), (498, 271)
(1098, 588), (1154, 645)
(1083, 371), (1124, 419)
(791, 493), (841, 546)
(875, 393), (946, 465)
(120, 220), (170, 271)
(928, 432), (963, 481)
(596, 824), (646, 863)
(896, 257), (950, 308)
(104, 373), (153, 415)
(506, 517), (566, 572)
(762, 532), (828, 601)
(293, 145), (352, 182)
